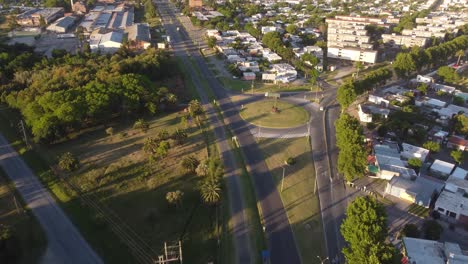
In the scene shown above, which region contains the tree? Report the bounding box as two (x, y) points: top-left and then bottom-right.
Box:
(423, 141), (440, 153)
(156, 141), (170, 158)
(200, 179), (222, 205)
(400, 224), (420, 238)
(207, 36), (217, 49)
(144, 0), (157, 20)
(133, 119), (149, 133)
(451, 150), (464, 164)
(341, 196), (396, 264)
(394, 53), (416, 79)
(171, 128), (187, 145)
(286, 24), (298, 34)
(337, 82), (357, 109)
(407, 158), (422, 170)
(181, 156), (199, 173)
(423, 220), (443, 240)
(437, 66), (460, 84)
(455, 49), (465, 65)
(166, 190), (184, 208)
(453, 114), (468, 134)
(335, 114), (367, 181)
(58, 152), (79, 172)
(416, 83), (428, 94)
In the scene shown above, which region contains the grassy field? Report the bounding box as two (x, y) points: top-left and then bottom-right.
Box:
(407, 204), (430, 218)
(239, 99), (310, 128)
(0, 169), (46, 264)
(256, 137), (324, 262)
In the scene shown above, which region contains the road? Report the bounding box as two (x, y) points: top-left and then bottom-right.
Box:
(156, 2), (253, 264)
(156, 1), (301, 263)
(0, 134), (103, 264)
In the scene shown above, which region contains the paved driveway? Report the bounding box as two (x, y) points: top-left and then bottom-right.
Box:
(0, 135), (103, 264)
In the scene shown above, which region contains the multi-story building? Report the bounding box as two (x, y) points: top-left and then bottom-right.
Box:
(382, 33), (429, 47)
(326, 16), (391, 63)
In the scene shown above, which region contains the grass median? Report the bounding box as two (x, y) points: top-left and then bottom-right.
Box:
(256, 137), (325, 263)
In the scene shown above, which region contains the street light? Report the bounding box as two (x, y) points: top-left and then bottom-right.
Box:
(317, 256), (329, 264)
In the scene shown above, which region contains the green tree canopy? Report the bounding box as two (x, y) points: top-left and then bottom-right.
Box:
(423, 141), (440, 153)
(341, 196), (396, 264)
(437, 66), (460, 84)
(393, 53), (416, 79)
(337, 81), (357, 109)
(335, 114), (367, 181)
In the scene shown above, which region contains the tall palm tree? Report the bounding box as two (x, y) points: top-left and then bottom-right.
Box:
(455, 49), (465, 66)
(200, 180), (221, 205)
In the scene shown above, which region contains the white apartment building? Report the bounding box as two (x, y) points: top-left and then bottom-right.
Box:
(325, 16), (386, 63)
(382, 33), (428, 47)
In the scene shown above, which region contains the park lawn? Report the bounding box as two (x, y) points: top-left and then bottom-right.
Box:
(239, 99), (309, 128)
(44, 112), (219, 264)
(218, 77), (252, 92)
(407, 204), (429, 218)
(256, 137), (324, 263)
(0, 169), (46, 264)
(255, 83), (319, 93)
(0, 103), (221, 263)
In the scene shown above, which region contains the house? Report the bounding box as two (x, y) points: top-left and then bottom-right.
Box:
(385, 175), (444, 207)
(46, 16), (76, 33)
(432, 83), (456, 94)
(434, 183), (468, 225)
(436, 104), (468, 119)
(415, 97), (446, 109)
(125, 23), (151, 50)
(401, 143), (430, 162)
(270, 63), (297, 83)
(358, 104), (372, 123)
(189, 0), (203, 8)
(402, 237), (468, 264)
(242, 72), (256, 81)
(72, 1), (87, 14)
(430, 159), (456, 177)
(447, 136), (468, 151)
(374, 144), (417, 180)
(416, 75), (434, 83)
(90, 30), (123, 53)
(238, 61), (260, 72)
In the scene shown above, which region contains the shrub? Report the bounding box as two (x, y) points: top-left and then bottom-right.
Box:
(58, 152), (79, 172)
(400, 224), (420, 238)
(286, 157), (296, 165)
(407, 158), (422, 169)
(166, 190), (184, 207)
(423, 220), (443, 240)
(181, 156), (199, 173)
(105, 127), (114, 136)
(133, 119), (149, 133)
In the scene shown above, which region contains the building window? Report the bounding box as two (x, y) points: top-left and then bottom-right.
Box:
(437, 207), (445, 212)
(449, 211), (457, 218)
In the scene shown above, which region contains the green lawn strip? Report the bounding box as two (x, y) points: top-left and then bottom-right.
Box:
(255, 83), (318, 93)
(239, 99), (310, 128)
(0, 168), (46, 264)
(217, 77), (252, 92)
(256, 137), (325, 263)
(214, 105), (265, 264)
(407, 204), (429, 218)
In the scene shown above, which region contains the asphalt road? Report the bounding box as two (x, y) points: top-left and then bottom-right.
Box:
(156, 2), (253, 263)
(0, 134), (103, 264)
(156, 1), (301, 263)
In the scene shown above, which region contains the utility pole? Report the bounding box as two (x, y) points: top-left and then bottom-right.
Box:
(281, 166), (286, 192)
(251, 79), (254, 95)
(18, 120), (29, 147)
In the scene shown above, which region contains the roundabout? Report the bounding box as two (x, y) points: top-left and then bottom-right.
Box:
(239, 99), (310, 128)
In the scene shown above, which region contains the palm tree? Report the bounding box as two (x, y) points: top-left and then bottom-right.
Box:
(166, 190), (184, 208)
(455, 49), (465, 66)
(200, 180), (221, 205)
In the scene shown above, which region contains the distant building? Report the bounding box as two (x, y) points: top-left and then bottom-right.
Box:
(16, 8), (64, 27)
(90, 29), (123, 53)
(125, 23), (151, 50)
(402, 237), (468, 264)
(47, 16), (77, 33)
(72, 1), (87, 14)
(382, 33), (429, 47)
(189, 0), (203, 8)
(325, 15), (393, 63)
